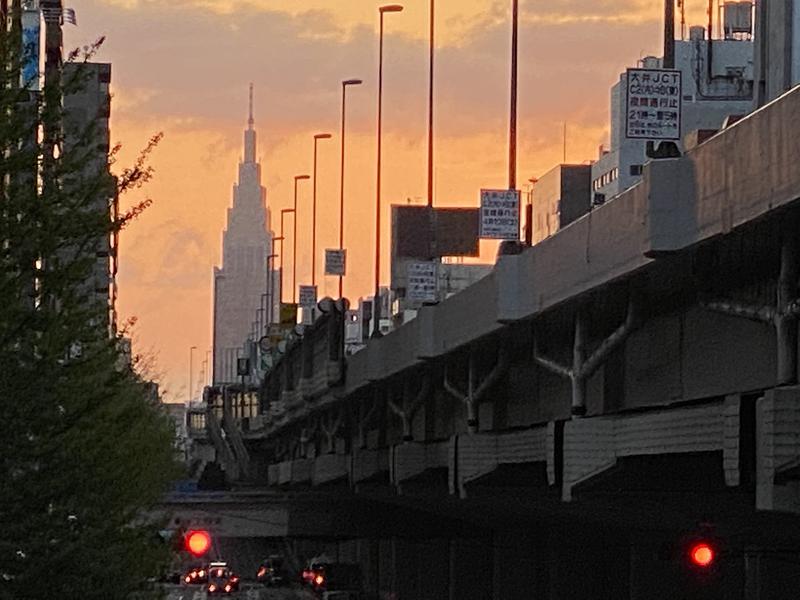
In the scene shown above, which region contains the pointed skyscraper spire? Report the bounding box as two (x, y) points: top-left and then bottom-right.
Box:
(248, 82), (254, 130)
(244, 84), (256, 164)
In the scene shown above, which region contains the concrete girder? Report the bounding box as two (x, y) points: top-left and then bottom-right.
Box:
(533, 293), (640, 416)
(320, 409), (343, 453)
(443, 345), (509, 433)
(702, 220), (800, 385)
(388, 372), (431, 441)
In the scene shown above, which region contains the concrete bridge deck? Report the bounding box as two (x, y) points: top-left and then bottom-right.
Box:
(190, 85), (800, 600)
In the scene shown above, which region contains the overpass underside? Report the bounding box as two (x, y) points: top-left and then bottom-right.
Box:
(192, 85), (800, 598)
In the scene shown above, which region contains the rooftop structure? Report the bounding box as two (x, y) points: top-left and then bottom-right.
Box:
(592, 32), (753, 202)
(530, 164), (592, 245)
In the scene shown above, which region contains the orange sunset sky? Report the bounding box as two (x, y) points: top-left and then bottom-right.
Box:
(63, 0), (711, 400)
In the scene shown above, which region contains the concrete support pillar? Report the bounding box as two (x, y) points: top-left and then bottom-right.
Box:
(776, 222), (798, 385)
(447, 538), (491, 600)
(491, 530), (539, 600)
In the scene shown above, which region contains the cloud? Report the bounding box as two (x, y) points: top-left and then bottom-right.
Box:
(72, 0), (664, 143)
(70, 0), (683, 393)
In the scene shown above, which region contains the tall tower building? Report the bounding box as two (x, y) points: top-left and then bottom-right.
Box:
(213, 86), (273, 384)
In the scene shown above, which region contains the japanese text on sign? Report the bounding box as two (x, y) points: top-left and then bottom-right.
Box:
(407, 262), (438, 303)
(625, 68), (682, 140)
(325, 249), (346, 276)
(480, 189), (520, 240)
(299, 285), (317, 309)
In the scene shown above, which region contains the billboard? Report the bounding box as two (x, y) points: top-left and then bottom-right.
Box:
(625, 68), (682, 140)
(407, 262), (438, 303)
(479, 189), (520, 240)
(298, 285), (317, 309)
(21, 9), (41, 92)
(325, 249), (346, 276)
(393, 206), (479, 259)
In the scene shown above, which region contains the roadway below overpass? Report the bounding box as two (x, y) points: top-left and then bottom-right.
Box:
(160, 474), (800, 600)
(162, 585), (314, 599)
(188, 83), (800, 599)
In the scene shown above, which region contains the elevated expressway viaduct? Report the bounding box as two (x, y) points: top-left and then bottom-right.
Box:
(192, 87), (800, 599)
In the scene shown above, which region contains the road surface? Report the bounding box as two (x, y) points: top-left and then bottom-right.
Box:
(163, 584), (315, 600)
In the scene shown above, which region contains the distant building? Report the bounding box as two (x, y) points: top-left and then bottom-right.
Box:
(63, 62), (118, 334)
(389, 204), (491, 325)
(213, 88), (275, 384)
(531, 164), (592, 244)
(754, 0), (800, 106)
(592, 31), (754, 202)
(162, 402), (188, 462)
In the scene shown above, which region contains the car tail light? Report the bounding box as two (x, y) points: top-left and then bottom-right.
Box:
(224, 584), (232, 592)
(198, 569), (206, 577)
(314, 574), (324, 586)
(257, 567), (266, 577)
(208, 584), (217, 592)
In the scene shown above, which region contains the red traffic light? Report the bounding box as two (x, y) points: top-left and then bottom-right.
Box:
(689, 542), (714, 567)
(185, 530), (212, 557)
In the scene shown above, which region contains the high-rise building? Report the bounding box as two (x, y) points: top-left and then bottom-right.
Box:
(213, 87), (274, 384)
(592, 31), (754, 202)
(754, 0), (800, 106)
(530, 164), (592, 245)
(63, 62), (117, 333)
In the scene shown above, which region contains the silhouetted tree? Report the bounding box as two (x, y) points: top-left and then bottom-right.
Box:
(0, 19), (178, 600)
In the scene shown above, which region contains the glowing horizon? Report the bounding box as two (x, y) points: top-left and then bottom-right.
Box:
(63, 0), (697, 399)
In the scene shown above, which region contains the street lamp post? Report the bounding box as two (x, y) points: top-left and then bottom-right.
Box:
(339, 78), (363, 299)
(312, 133), (332, 289)
(279, 209), (293, 304)
(188, 345), (197, 403)
(427, 0), (435, 208)
(293, 175), (310, 304)
(509, 0), (519, 190)
(373, 4), (404, 338)
(266, 250), (278, 327)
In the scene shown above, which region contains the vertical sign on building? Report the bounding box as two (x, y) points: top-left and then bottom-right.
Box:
(625, 68), (682, 140)
(479, 189), (520, 240)
(325, 249), (346, 276)
(298, 285), (317, 310)
(21, 8), (41, 91)
(344, 310), (361, 345)
(407, 262), (438, 303)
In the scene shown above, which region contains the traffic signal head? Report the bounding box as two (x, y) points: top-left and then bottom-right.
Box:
(185, 530), (212, 557)
(689, 542), (715, 568)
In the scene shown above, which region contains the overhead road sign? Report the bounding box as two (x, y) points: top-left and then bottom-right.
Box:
(299, 285), (318, 309)
(625, 68), (682, 140)
(407, 262), (438, 303)
(325, 249), (346, 276)
(479, 189), (520, 240)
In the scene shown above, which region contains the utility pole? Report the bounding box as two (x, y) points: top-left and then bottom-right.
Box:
(508, 0), (518, 190)
(664, 0), (675, 69)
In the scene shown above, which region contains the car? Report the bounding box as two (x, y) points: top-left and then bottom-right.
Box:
(256, 554), (290, 586)
(302, 562), (363, 598)
(182, 564), (209, 585)
(206, 562), (240, 595)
